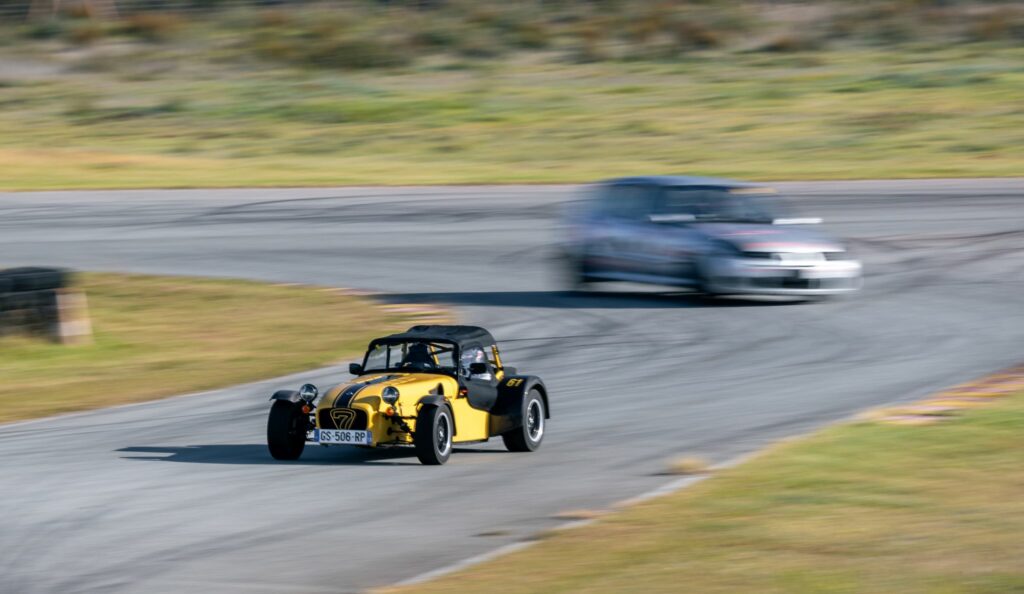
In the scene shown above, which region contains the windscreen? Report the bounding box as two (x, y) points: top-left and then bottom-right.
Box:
(363, 340), (458, 373)
(661, 187), (791, 223)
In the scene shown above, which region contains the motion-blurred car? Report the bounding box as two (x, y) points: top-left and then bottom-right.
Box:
(266, 325), (549, 465)
(560, 176), (862, 297)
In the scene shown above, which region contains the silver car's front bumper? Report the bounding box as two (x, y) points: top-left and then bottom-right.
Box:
(704, 257), (863, 296)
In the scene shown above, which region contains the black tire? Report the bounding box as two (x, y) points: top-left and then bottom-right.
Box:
(414, 405), (453, 465)
(267, 400), (307, 460)
(502, 389), (546, 452)
(561, 251), (593, 293)
(692, 260), (720, 297)
(1, 267), (70, 292)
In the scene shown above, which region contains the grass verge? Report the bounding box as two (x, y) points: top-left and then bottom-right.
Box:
(394, 390), (1024, 594)
(0, 273), (401, 423)
(0, 9), (1022, 188)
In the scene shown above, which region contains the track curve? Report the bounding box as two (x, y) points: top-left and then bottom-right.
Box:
(0, 180), (1022, 593)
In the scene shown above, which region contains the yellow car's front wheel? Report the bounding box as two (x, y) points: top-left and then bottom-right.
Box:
(414, 405), (453, 465)
(267, 400), (307, 460)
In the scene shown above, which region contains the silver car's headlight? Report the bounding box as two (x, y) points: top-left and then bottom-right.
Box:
(381, 386), (400, 405)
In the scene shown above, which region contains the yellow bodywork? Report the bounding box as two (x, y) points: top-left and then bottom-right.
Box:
(316, 372), (490, 446)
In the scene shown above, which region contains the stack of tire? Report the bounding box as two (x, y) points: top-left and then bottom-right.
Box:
(0, 267), (72, 338)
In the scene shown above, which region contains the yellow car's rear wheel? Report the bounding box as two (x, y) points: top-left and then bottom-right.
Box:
(502, 389), (545, 452)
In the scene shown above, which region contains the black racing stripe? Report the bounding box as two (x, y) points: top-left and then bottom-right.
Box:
(339, 375), (398, 408)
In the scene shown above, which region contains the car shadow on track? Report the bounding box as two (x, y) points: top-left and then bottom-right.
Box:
(117, 444), (504, 466)
(377, 290), (799, 310)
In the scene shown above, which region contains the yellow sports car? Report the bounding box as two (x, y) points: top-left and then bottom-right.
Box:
(266, 325), (549, 465)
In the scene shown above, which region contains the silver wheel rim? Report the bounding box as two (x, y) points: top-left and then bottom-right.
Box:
(437, 413), (451, 456)
(527, 399), (544, 442)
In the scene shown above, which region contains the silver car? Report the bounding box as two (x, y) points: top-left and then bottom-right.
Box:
(560, 176), (862, 297)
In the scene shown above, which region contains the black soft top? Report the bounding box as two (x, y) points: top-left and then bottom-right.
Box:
(376, 325), (497, 349)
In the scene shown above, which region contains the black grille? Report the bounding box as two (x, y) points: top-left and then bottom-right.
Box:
(750, 277), (853, 290)
(318, 408), (369, 430)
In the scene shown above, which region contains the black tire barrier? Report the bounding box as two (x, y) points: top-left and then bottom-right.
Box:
(0, 267), (90, 344)
(0, 267), (72, 292)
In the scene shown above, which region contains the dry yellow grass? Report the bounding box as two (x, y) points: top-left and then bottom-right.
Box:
(0, 273), (402, 423)
(396, 391), (1024, 594)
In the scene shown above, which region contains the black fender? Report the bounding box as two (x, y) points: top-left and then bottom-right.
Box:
(269, 390), (301, 404)
(416, 394), (457, 436)
(489, 376), (549, 436)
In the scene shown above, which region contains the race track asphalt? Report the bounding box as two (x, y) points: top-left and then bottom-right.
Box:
(1, 179), (1022, 593)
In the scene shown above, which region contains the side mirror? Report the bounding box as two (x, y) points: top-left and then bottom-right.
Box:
(468, 362), (488, 375)
(349, 363), (363, 375)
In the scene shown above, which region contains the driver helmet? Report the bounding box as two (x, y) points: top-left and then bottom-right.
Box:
(461, 347), (493, 381)
(402, 342), (435, 368)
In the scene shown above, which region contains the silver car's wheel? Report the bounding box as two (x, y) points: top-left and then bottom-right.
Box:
(693, 259), (721, 297)
(560, 251), (593, 292)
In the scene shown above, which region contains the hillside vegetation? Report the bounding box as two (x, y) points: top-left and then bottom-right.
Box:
(0, 1), (1021, 188)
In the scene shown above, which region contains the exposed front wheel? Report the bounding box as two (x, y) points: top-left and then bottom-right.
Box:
(267, 400), (308, 460)
(502, 389), (545, 452)
(414, 405), (453, 465)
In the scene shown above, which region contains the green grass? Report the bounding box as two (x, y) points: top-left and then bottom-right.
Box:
(0, 24), (1022, 188)
(394, 392), (1024, 594)
(0, 273), (401, 423)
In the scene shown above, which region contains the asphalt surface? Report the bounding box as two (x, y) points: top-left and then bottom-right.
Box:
(1, 179), (1022, 593)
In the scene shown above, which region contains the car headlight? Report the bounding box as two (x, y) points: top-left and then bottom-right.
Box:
(298, 383), (319, 403)
(381, 386), (400, 405)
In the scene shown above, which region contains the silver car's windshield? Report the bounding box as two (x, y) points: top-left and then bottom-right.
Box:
(662, 187), (791, 223)
(363, 341), (458, 373)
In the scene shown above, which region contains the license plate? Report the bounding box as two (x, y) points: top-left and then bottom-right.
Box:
(312, 429), (371, 445)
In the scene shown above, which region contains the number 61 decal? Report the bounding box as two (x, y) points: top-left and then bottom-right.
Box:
(505, 378), (524, 388)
